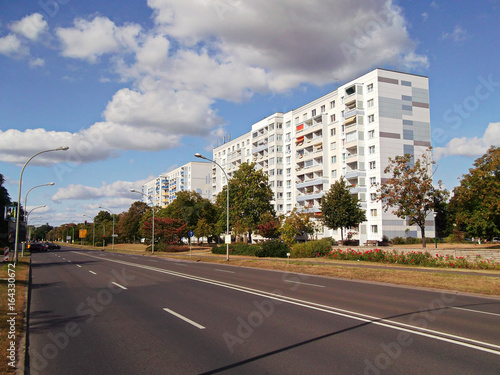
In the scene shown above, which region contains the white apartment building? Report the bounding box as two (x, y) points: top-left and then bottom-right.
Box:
(210, 68), (435, 244)
(141, 162), (212, 208)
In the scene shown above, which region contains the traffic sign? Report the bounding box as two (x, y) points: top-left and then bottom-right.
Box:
(188, 231), (194, 237)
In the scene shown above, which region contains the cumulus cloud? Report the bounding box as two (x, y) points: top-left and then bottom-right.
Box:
(434, 122), (500, 161)
(0, 34), (28, 57)
(52, 179), (142, 202)
(9, 13), (48, 41)
(56, 16), (141, 63)
(1, 0), (428, 165)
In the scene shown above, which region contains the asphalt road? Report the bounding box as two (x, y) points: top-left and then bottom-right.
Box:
(27, 246), (500, 374)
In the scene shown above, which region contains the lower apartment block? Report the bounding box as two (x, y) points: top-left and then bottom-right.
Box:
(210, 68), (436, 244)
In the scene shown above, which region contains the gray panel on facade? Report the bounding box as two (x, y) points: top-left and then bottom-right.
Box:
(412, 87), (429, 103)
(403, 119), (413, 126)
(403, 144), (414, 156)
(403, 129), (414, 140)
(401, 80), (412, 87)
(402, 95), (412, 101)
(379, 97), (402, 119)
(413, 121), (431, 141)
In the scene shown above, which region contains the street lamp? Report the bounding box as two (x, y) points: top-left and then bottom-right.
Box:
(25, 205), (46, 245)
(23, 182), (54, 252)
(83, 214), (95, 248)
(99, 206), (115, 251)
(15, 146), (69, 260)
(195, 153), (230, 261)
(131, 189), (155, 254)
(433, 211), (438, 249)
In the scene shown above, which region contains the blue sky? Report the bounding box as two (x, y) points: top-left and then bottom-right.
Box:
(1, 0), (499, 227)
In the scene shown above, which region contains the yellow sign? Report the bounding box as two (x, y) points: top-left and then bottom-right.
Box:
(79, 229), (87, 238)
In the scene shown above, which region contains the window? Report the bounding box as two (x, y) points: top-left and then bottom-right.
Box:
(277, 180), (283, 187)
(371, 193), (377, 201)
(277, 157), (283, 164)
(369, 145), (375, 154)
(286, 121), (291, 128)
(286, 168), (291, 176)
(368, 114), (375, 123)
(321, 105), (325, 113)
(331, 128), (336, 136)
(286, 192), (292, 199)
(312, 109), (316, 117)
(331, 142), (337, 150)
(277, 169), (283, 175)
(330, 114), (336, 123)
(368, 130), (375, 139)
(303, 113), (307, 120)
(277, 134), (283, 140)
(330, 100), (336, 109)
(370, 209), (377, 217)
(332, 155), (337, 163)
(367, 83), (374, 93)
(286, 180), (291, 188)
(368, 99), (374, 108)
(295, 117), (299, 125)
(370, 177), (377, 185)
(332, 169), (337, 178)
(371, 225), (378, 233)
(369, 161), (376, 170)
(286, 156), (291, 165)
(286, 132), (291, 141)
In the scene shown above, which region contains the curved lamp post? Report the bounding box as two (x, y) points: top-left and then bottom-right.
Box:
(131, 189), (155, 254)
(99, 206), (115, 251)
(14, 146), (69, 260)
(25, 205), (46, 245)
(195, 153), (230, 261)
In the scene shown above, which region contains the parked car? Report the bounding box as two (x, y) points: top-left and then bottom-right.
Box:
(29, 243), (48, 252)
(45, 242), (60, 250)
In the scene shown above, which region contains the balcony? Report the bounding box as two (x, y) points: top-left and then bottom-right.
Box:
(296, 177), (329, 189)
(296, 191), (325, 202)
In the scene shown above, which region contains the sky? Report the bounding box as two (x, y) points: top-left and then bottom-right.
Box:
(0, 0), (499, 227)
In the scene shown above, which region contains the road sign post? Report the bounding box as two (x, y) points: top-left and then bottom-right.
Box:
(188, 231), (194, 258)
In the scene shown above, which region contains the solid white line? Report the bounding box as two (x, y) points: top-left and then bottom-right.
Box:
(89, 271), (97, 275)
(174, 263), (187, 266)
(73, 251), (500, 355)
(284, 279), (325, 288)
(112, 282), (127, 290)
(451, 307), (500, 317)
(214, 269), (235, 274)
(77, 265), (82, 268)
(163, 308), (205, 329)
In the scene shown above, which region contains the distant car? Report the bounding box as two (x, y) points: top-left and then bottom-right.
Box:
(29, 243), (48, 252)
(493, 237), (500, 243)
(45, 242), (60, 250)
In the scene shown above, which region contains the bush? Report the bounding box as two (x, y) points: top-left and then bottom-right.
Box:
(292, 239), (332, 258)
(211, 243), (260, 256)
(255, 240), (289, 258)
(147, 243), (187, 252)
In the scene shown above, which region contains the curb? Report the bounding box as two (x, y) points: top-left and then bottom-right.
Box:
(16, 258), (31, 375)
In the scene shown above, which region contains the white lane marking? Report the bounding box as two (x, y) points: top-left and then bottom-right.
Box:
(77, 265), (82, 268)
(112, 282), (127, 290)
(174, 263), (187, 266)
(72, 251), (500, 356)
(284, 280), (324, 288)
(67, 260), (71, 263)
(163, 308), (205, 329)
(451, 307), (500, 317)
(214, 269), (235, 274)
(89, 271), (97, 275)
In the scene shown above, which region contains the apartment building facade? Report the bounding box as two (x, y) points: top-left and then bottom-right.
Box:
(210, 68), (435, 243)
(141, 162), (212, 208)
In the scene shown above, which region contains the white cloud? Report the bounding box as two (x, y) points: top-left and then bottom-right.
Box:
(441, 26), (469, 42)
(52, 178), (152, 203)
(0, 34), (28, 57)
(56, 16), (141, 62)
(9, 13), (48, 41)
(434, 122), (500, 160)
(29, 57), (45, 68)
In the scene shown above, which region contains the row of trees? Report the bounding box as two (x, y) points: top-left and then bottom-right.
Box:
(39, 146), (500, 249)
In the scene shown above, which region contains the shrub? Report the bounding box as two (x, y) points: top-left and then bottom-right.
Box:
(211, 243), (260, 256)
(292, 239), (332, 258)
(146, 243), (187, 252)
(255, 240), (289, 258)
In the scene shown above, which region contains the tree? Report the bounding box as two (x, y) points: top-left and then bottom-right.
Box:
(0, 174), (12, 247)
(118, 201), (149, 243)
(450, 146), (500, 240)
(255, 212), (281, 239)
(279, 209), (315, 246)
(321, 177), (366, 243)
(377, 148), (448, 248)
(142, 217), (187, 245)
(216, 162), (275, 243)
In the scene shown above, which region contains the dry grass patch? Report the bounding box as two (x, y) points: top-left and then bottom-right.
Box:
(0, 258), (30, 375)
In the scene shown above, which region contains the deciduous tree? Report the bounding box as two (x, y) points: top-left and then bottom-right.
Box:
(450, 146), (500, 240)
(377, 148), (448, 248)
(321, 177), (366, 243)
